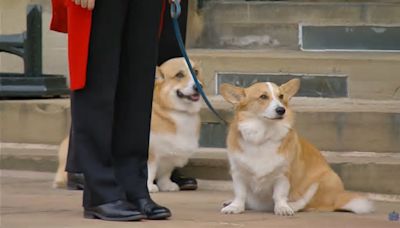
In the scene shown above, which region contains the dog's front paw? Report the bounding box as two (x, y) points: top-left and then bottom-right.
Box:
(274, 203), (294, 216)
(158, 181), (180, 192)
(148, 184), (159, 193)
(221, 204), (244, 214)
(222, 199), (233, 207)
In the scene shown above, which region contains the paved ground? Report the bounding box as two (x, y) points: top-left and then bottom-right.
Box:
(1, 170), (400, 228)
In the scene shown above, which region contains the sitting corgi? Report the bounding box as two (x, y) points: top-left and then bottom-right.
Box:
(53, 57), (203, 193)
(219, 79), (374, 215)
(147, 57), (202, 192)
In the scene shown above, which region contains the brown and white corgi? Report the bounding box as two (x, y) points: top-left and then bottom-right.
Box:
(53, 57), (203, 193)
(219, 79), (374, 215)
(148, 57), (202, 192)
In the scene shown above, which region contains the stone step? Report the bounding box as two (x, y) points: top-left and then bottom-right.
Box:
(1, 143), (399, 195)
(0, 99), (70, 145)
(193, 1), (400, 50)
(197, 22), (299, 50)
(0, 143), (58, 172)
(242, 0), (400, 2)
(188, 49), (400, 100)
(199, 1), (400, 27)
(1, 96), (400, 152)
(199, 96), (400, 152)
(180, 148), (400, 195)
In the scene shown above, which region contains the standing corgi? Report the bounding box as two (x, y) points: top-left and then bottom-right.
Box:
(220, 79), (374, 215)
(148, 57), (203, 193)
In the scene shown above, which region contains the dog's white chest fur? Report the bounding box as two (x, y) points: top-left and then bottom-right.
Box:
(150, 111), (199, 167)
(234, 141), (286, 182)
(234, 119), (288, 173)
(229, 119), (290, 210)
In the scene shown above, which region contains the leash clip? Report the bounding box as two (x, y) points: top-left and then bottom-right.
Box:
(170, 0), (181, 19)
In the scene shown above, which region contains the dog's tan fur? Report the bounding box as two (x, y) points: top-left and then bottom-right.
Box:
(220, 79), (374, 215)
(53, 136), (69, 188)
(147, 58), (202, 192)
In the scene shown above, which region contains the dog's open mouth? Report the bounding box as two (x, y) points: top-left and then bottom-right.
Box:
(264, 116), (284, 120)
(177, 90), (200, 102)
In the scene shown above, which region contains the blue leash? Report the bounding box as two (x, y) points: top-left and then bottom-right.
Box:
(170, 0), (227, 124)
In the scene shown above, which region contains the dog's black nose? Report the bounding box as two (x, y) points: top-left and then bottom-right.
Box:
(193, 85), (199, 92)
(276, 107), (286, 115)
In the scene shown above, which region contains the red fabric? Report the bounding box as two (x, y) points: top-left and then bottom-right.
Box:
(50, 0), (68, 33)
(67, 1), (92, 90)
(50, 0), (92, 90)
(159, 0), (167, 38)
(51, 1), (166, 90)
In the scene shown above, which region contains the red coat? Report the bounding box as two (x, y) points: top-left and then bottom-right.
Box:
(50, 0), (167, 90)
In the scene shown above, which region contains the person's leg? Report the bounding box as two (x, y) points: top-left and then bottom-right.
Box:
(65, 127), (85, 190)
(66, 127), (80, 173)
(66, 0), (194, 193)
(111, 0), (160, 202)
(111, 0), (171, 220)
(70, 0), (128, 208)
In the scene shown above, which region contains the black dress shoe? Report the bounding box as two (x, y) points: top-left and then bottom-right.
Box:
(171, 169), (197, 191)
(84, 200), (144, 221)
(67, 173), (85, 190)
(132, 198), (171, 220)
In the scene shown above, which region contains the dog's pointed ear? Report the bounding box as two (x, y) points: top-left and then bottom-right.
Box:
(220, 84), (245, 105)
(155, 66), (165, 81)
(280, 79), (300, 100)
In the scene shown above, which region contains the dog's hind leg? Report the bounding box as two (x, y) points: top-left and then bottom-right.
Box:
(53, 136), (69, 188)
(157, 161), (180, 192)
(147, 152), (159, 193)
(288, 183), (319, 212)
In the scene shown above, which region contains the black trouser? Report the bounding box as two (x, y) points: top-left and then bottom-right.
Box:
(67, 0), (188, 173)
(68, 0), (162, 207)
(157, 0), (188, 65)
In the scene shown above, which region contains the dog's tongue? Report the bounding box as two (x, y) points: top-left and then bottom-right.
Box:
(190, 94), (200, 102)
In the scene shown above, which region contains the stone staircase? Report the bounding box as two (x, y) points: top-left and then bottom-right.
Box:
(1, 0), (400, 195)
(188, 0), (400, 194)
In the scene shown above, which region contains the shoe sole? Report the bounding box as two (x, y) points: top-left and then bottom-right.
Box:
(67, 183), (84, 191)
(146, 212), (172, 220)
(84, 211), (145, 221)
(179, 184), (197, 191)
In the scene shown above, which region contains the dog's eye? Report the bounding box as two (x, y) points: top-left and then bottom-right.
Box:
(259, 94), (268, 100)
(194, 69), (199, 76)
(279, 94), (284, 99)
(175, 72), (185, 79)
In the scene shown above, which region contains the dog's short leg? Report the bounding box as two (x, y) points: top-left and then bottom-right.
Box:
(221, 172), (246, 214)
(273, 175), (294, 216)
(53, 168), (68, 189)
(53, 136), (69, 188)
(157, 163), (179, 192)
(288, 183), (319, 212)
(147, 160), (159, 193)
(157, 175), (179, 192)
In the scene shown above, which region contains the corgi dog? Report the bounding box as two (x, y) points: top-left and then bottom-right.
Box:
(147, 57), (202, 192)
(219, 79), (374, 216)
(53, 57), (203, 193)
